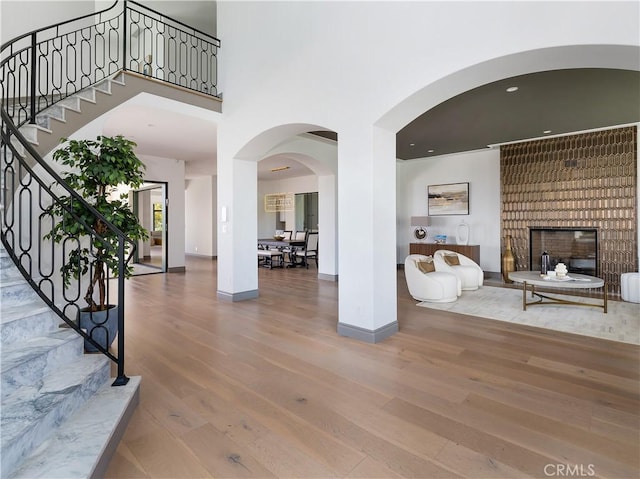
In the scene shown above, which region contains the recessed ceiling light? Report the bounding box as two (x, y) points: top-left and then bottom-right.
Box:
(270, 166), (290, 172)
(543, 130), (552, 134)
(409, 143), (415, 147)
(506, 86), (518, 93)
(427, 149), (435, 153)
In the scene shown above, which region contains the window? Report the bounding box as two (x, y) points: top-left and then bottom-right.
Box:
(153, 203), (163, 231)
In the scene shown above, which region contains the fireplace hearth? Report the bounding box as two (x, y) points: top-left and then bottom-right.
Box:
(529, 227), (598, 276)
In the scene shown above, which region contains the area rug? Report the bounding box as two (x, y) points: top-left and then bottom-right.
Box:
(417, 286), (640, 345)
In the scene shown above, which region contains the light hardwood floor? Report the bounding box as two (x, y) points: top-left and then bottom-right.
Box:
(105, 256), (639, 479)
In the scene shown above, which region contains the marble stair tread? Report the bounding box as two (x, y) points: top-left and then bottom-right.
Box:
(0, 265), (27, 280)
(1, 328), (82, 373)
(0, 276), (34, 287)
(1, 329), (83, 398)
(0, 301), (60, 345)
(0, 355), (111, 477)
(0, 300), (53, 323)
(0, 277), (40, 306)
(0, 254), (24, 278)
(9, 376), (141, 479)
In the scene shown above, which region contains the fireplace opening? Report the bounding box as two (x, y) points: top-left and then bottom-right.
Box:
(529, 227), (598, 276)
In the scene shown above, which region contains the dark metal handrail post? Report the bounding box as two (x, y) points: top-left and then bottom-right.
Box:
(29, 32), (37, 124)
(113, 235), (129, 386)
(122, 1), (128, 72)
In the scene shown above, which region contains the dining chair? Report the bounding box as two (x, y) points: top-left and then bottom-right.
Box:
(294, 230), (307, 241)
(276, 230), (293, 263)
(294, 231), (318, 268)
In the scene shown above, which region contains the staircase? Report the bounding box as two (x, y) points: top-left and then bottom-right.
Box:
(0, 76), (141, 478)
(14, 70), (221, 161)
(1, 2), (222, 475)
(0, 242), (140, 478)
(15, 73), (127, 160)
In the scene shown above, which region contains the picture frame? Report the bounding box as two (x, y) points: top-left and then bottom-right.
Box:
(428, 182), (469, 216)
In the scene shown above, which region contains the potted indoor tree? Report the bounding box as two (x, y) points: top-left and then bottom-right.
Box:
(45, 135), (148, 351)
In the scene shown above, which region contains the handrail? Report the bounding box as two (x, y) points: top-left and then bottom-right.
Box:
(1, 0), (122, 127)
(122, 0), (220, 95)
(127, 0), (218, 42)
(0, 1), (119, 55)
(0, 0), (220, 385)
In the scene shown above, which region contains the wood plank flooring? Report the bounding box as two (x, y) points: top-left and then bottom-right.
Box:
(105, 257), (639, 479)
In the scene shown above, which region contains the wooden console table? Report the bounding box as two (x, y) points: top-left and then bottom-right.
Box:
(409, 243), (480, 264)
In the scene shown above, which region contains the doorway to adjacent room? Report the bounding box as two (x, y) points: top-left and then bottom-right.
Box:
(131, 182), (168, 275)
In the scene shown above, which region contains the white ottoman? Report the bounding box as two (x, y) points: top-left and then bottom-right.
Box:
(621, 272), (640, 303)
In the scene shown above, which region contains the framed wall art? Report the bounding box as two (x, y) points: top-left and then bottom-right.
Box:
(264, 192), (294, 212)
(428, 182), (469, 216)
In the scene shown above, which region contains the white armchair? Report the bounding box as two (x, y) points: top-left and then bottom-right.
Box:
(404, 254), (461, 303)
(433, 249), (484, 291)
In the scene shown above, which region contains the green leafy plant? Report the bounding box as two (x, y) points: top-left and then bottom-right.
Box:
(45, 135), (149, 311)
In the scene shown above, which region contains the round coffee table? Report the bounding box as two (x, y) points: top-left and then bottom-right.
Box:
(508, 271), (607, 313)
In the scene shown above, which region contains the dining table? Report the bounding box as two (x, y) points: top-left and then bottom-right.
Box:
(257, 238), (307, 267)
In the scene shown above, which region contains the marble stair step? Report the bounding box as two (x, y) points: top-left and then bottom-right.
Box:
(1, 328), (84, 400)
(0, 246), (13, 269)
(0, 276), (40, 307)
(9, 376), (141, 479)
(0, 256), (43, 283)
(0, 258), (25, 280)
(0, 355), (111, 478)
(1, 300), (60, 346)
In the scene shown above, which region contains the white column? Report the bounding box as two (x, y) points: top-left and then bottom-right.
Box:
(337, 125), (398, 342)
(318, 174), (338, 280)
(217, 153), (259, 300)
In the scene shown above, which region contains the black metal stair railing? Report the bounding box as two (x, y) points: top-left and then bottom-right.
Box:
(1, 116), (134, 385)
(4, 0), (220, 132)
(0, 0), (220, 385)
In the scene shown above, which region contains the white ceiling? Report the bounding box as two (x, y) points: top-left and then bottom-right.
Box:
(101, 93), (317, 181)
(101, 93), (220, 179)
(256, 155), (316, 181)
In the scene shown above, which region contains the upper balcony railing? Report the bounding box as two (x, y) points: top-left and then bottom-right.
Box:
(2, 0), (220, 130)
(0, 0), (219, 385)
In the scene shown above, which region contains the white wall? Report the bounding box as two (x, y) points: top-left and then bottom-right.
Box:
(0, 1), (96, 42)
(185, 176), (216, 257)
(140, 1), (217, 38)
(397, 149), (501, 272)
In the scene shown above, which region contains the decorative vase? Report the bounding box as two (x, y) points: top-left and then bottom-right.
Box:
(502, 235), (515, 283)
(541, 251), (550, 275)
(456, 221), (470, 245)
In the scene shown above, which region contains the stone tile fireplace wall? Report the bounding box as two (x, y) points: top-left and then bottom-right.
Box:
(500, 126), (637, 296)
